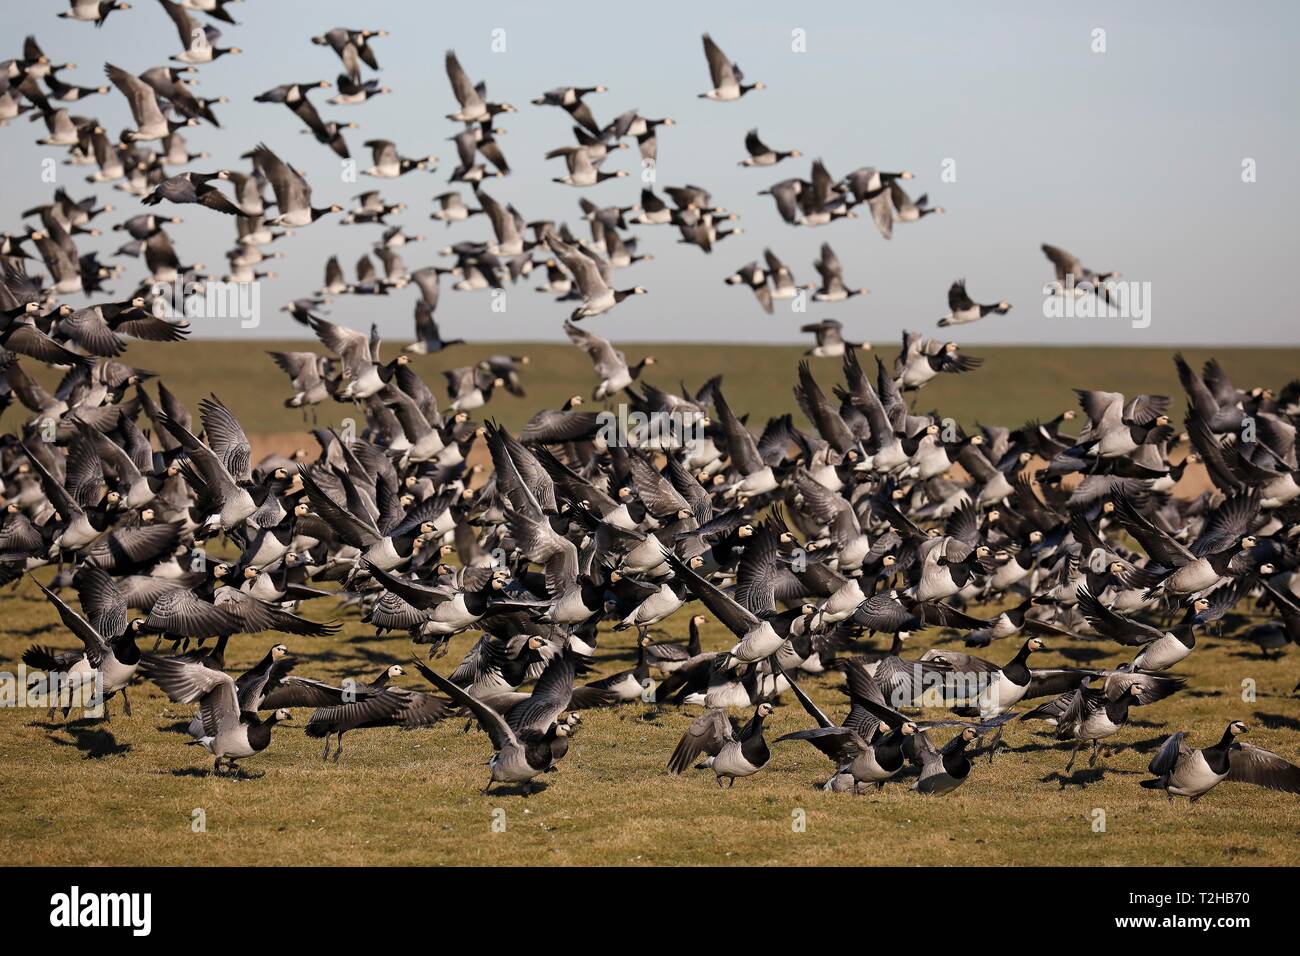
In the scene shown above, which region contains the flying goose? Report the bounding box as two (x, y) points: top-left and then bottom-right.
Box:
(250, 143), (341, 228)
(740, 129), (799, 167)
(60, 0), (131, 24)
(801, 319), (864, 359)
(807, 243), (867, 302)
(725, 261), (772, 313)
(444, 50), (516, 123)
(939, 279), (1010, 327)
(141, 170), (242, 215)
(158, 0), (242, 64)
(546, 233), (646, 320)
(699, 34), (764, 100)
(105, 63), (194, 141)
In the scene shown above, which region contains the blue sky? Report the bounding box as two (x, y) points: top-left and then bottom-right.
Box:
(4, 0), (1298, 344)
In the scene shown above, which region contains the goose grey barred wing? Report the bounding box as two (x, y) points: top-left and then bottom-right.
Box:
(408, 658), (517, 752)
(1189, 492), (1259, 557)
(627, 451), (691, 520)
(711, 387), (765, 476)
(84, 522), (184, 572)
(1076, 586), (1165, 646)
(1041, 244), (1084, 283)
(32, 578), (110, 667)
(1102, 669), (1186, 705)
(258, 676), (353, 710)
(795, 361), (857, 453)
(297, 469), (381, 549)
(505, 652), (578, 735)
(363, 562), (454, 610)
(393, 689), (453, 728)
(774, 726), (867, 763)
(852, 592), (922, 632)
(198, 395), (252, 483)
(157, 413), (244, 505)
(72, 565), (129, 640)
(656, 542), (762, 638)
(20, 445), (83, 524)
(305, 689), (408, 736)
(916, 602), (993, 631)
(733, 522), (782, 615)
(215, 589), (340, 637)
(668, 708), (734, 773)
(145, 588), (242, 638)
(1147, 732), (1189, 778)
(1226, 743), (1300, 793)
(141, 654), (237, 709)
(369, 591), (433, 630)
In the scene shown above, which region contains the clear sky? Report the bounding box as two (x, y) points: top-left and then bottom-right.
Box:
(4, 0), (1298, 345)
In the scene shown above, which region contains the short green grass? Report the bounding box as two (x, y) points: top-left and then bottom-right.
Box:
(3, 343), (1300, 866)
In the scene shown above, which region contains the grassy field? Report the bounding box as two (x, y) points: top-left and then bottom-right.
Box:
(16, 340), (1300, 439)
(3, 342), (1300, 866)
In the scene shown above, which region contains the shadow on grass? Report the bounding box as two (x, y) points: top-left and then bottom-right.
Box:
(1252, 712), (1300, 733)
(165, 766), (265, 780)
(45, 726), (131, 759)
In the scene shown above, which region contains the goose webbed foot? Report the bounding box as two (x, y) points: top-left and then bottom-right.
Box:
(121, 688), (132, 717)
(1065, 743), (1081, 773)
(321, 736), (332, 761)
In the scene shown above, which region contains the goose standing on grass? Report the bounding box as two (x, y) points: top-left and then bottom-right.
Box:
(699, 34), (764, 100)
(667, 703), (773, 786)
(409, 659), (564, 795)
(1141, 721), (1300, 802)
(740, 129), (799, 166)
(775, 662), (919, 792)
(23, 575), (145, 720)
(910, 726), (982, 795)
(142, 654), (292, 776)
(939, 279), (1010, 327)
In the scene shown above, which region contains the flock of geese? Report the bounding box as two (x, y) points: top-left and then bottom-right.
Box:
(2, 4), (1299, 805)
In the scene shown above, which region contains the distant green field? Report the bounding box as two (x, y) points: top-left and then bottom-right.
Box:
(3, 342), (1300, 866)
(15, 341), (1300, 438)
